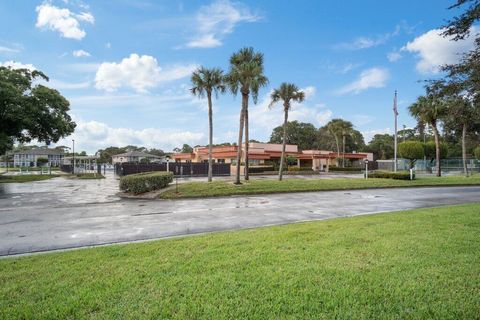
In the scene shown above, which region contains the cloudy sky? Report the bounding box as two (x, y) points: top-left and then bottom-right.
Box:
(0, 0), (477, 153)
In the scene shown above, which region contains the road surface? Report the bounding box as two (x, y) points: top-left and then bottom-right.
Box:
(1, 181), (479, 256)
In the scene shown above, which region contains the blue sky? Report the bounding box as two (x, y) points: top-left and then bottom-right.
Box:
(0, 0), (477, 153)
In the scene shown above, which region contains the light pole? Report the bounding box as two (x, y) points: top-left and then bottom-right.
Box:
(166, 155), (170, 173)
(365, 159), (369, 179)
(403, 124), (406, 143)
(72, 139), (75, 174)
(342, 130), (346, 168)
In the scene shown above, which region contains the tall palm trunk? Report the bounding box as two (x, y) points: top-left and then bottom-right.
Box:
(432, 124), (441, 177)
(244, 106), (250, 180)
(234, 94), (248, 184)
(278, 105), (289, 181)
(207, 91), (213, 182)
(331, 130), (340, 158)
(462, 122), (468, 176)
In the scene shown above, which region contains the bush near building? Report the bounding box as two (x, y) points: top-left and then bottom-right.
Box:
(120, 172), (173, 194)
(328, 166), (362, 172)
(369, 170), (414, 180)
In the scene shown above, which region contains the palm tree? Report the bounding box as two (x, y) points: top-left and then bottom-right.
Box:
(409, 95), (447, 177)
(226, 47), (268, 184)
(269, 83), (305, 181)
(326, 119), (354, 167)
(191, 67), (225, 182)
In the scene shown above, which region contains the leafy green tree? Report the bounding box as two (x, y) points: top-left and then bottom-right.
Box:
(367, 134), (394, 160)
(409, 95), (447, 176)
(36, 157), (49, 166)
(0, 67), (76, 154)
(474, 146), (480, 159)
(424, 141), (449, 163)
(269, 83), (305, 181)
(269, 121), (317, 150)
(148, 148), (165, 157)
(191, 67), (226, 182)
(180, 144), (193, 153)
(398, 141), (425, 169)
(226, 47), (269, 184)
(442, 0), (480, 40)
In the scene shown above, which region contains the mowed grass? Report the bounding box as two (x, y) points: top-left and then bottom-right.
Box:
(0, 174), (59, 183)
(1, 204), (479, 319)
(160, 174), (480, 199)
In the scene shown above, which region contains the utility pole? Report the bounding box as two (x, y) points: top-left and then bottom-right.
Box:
(393, 91), (398, 172)
(342, 131), (346, 168)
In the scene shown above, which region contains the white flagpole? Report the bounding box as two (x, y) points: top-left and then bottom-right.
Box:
(393, 90), (398, 172)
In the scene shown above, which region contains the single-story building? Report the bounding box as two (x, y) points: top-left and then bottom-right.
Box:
(13, 148), (64, 167)
(112, 151), (164, 164)
(172, 142), (373, 171)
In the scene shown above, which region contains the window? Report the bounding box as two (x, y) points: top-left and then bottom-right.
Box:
(217, 159), (225, 163)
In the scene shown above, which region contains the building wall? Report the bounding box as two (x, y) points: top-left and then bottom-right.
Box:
(13, 153), (64, 167)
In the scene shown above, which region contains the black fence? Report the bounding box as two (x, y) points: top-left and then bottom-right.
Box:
(115, 162), (231, 176)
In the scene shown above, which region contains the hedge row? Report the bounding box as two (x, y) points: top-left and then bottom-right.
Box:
(287, 166), (313, 172)
(369, 170), (414, 180)
(329, 167), (363, 172)
(249, 166), (275, 173)
(120, 171), (173, 194)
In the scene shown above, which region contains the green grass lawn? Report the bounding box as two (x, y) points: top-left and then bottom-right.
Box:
(1, 204), (479, 319)
(160, 175), (480, 199)
(0, 174), (59, 183)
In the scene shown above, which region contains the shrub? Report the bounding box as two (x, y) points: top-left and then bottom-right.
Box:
(120, 171), (173, 194)
(36, 157), (49, 166)
(249, 166), (275, 173)
(474, 146), (480, 160)
(329, 166), (362, 172)
(369, 170), (414, 180)
(287, 166), (313, 172)
(398, 141), (424, 168)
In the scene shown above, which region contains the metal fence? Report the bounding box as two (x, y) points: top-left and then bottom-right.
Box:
(115, 162), (231, 176)
(376, 158), (480, 173)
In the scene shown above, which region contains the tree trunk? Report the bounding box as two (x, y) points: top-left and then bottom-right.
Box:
(432, 124), (441, 177)
(244, 103), (250, 181)
(278, 105), (289, 181)
(234, 94), (247, 184)
(207, 91), (213, 182)
(462, 122), (468, 176)
(331, 130), (340, 159)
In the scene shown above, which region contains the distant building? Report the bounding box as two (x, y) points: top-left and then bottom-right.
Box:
(111, 151), (164, 164)
(172, 142), (373, 171)
(13, 148), (64, 167)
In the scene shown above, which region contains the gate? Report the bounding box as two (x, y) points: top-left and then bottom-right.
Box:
(116, 162), (231, 176)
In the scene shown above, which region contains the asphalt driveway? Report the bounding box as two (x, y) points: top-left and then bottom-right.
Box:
(1, 175), (479, 256)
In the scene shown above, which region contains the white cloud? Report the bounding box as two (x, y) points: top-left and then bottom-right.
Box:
(387, 51), (402, 62)
(0, 60), (36, 71)
(72, 49), (90, 57)
(402, 27), (477, 74)
(95, 54), (197, 93)
(186, 0), (261, 48)
(35, 3), (94, 40)
(0, 46), (20, 54)
(362, 128), (392, 143)
(105, 42), (111, 49)
(337, 68), (390, 95)
(302, 86), (316, 99)
(57, 120), (204, 153)
(352, 114), (375, 126)
(249, 86), (333, 134)
(334, 24), (407, 50)
(316, 110), (333, 126)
